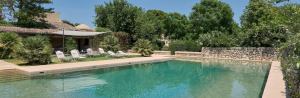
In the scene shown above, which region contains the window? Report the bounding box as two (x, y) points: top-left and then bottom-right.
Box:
(84, 38), (89, 46)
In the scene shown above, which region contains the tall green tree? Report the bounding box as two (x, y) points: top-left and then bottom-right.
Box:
(94, 0), (143, 35)
(163, 12), (189, 40)
(239, 0), (287, 47)
(133, 12), (164, 42)
(2, 0), (54, 23)
(240, 0), (280, 29)
(190, 0), (235, 35)
(146, 9), (167, 21)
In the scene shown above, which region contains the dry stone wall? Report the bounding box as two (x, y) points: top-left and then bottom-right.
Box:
(153, 51), (171, 55)
(175, 47), (280, 61)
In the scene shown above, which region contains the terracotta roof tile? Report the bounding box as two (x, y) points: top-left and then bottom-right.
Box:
(0, 26), (60, 34)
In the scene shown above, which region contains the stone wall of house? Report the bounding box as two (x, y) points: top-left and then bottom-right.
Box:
(153, 51), (171, 55)
(175, 47), (280, 61)
(44, 12), (61, 22)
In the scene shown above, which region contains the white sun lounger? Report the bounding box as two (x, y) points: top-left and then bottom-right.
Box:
(107, 51), (123, 58)
(99, 48), (108, 55)
(56, 51), (72, 62)
(71, 50), (86, 61)
(118, 51), (129, 57)
(87, 48), (100, 57)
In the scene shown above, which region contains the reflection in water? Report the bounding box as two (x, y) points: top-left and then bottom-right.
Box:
(0, 59), (270, 98)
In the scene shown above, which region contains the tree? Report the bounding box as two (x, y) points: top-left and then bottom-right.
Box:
(2, 0), (54, 23)
(240, 0), (280, 29)
(163, 12), (189, 40)
(133, 12), (164, 42)
(146, 9), (167, 21)
(239, 0), (287, 47)
(74, 23), (81, 26)
(94, 0), (143, 35)
(190, 0), (235, 35)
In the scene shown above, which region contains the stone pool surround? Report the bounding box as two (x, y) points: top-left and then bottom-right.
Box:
(0, 55), (286, 98)
(15, 55), (174, 76)
(153, 47), (280, 61)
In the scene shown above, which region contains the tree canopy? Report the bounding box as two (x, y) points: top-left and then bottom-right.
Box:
(190, 0), (236, 35)
(163, 12), (189, 40)
(94, 0), (143, 34)
(2, 0), (54, 23)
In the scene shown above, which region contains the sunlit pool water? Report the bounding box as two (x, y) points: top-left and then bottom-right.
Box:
(0, 59), (270, 98)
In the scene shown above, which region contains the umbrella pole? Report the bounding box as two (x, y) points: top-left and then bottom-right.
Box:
(63, 28), (65, 53)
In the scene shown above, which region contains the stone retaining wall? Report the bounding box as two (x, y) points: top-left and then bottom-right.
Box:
(153, 51), (171, 55)
(175, 47), (280, 61)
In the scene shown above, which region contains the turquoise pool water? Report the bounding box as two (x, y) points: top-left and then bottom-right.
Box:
(0, 59), (270, 98)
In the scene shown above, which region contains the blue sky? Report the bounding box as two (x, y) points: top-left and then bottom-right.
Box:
(43, 0), (300, 28)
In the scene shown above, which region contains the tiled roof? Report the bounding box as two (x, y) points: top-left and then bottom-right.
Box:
(0, 26), (60, 34)
(46, 22), (78, 31)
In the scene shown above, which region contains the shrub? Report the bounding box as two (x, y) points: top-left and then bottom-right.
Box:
(91, 33), (110, 50)
(14, 35), (52, 65)
(169, 40), (186, 55)
(65, 37), (77, 53)
(185, 40), (201, 52)
(161, 45), (169, 51)
(0, 32), (21, 59)
(152, 44), (159, 51)
(132, 39), (152, 57)
(113, 32), (131, 51)
(155, 40), (165, 50)
(100, 36), (120, 53)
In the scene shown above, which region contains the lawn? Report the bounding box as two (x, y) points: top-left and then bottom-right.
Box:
(2, 55), (142, 66)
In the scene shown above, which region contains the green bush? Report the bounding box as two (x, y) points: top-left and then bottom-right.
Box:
(65, 37), (77, 53)
(132, 39), (153, 57)
(100, 36), (120, 53)
(95, 27), (111, 32)
(152, 44), (159, 51)
(185, 40), (201, 52)
(0, 32), (21, 59)
(169, 40), (186, 55)
(155, 40), (165, 50)
(14, 35), (52, 65)
(161, 45), (169, 51)
(113, 32), (131, 51)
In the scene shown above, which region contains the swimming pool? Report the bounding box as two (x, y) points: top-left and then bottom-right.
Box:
(0, 59), (270, 98)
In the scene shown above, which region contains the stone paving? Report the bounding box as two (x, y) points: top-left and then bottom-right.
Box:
(15, 55), (174, 76)
(0, 60), (19, 71)
(262, 61), (288, 98)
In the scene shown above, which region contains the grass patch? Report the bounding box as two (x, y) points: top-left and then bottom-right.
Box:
(1, 55), (142, 66)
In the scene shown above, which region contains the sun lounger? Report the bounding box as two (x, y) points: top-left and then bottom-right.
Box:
(86, 48), (100, 57)
(118, 51), (130, 57)
(72, 49), (87, 57)
(99, 48), (108, 55)
(107, 51), (123, 58)
(71, 50), (86, 61)
(56, 51), (72, 62)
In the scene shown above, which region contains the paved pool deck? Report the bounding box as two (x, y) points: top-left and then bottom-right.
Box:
(262, 61), (288, 98)
(0, 55), (174, 76)
(0, 55), (288, 98)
